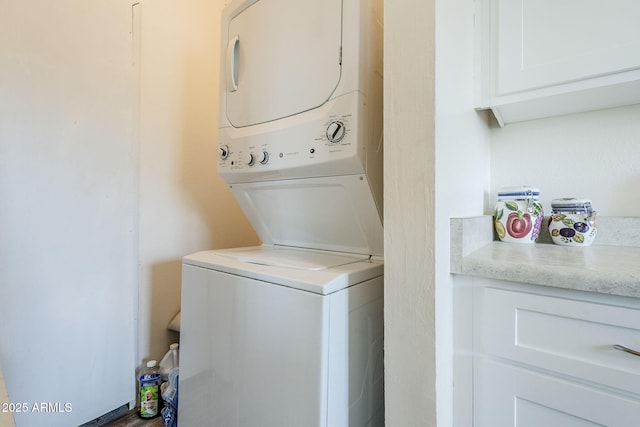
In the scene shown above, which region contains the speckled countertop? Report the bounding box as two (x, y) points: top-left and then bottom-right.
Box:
(451, 216), (640, 298)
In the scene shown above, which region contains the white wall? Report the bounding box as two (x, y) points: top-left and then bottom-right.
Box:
(0, 2), (137, 425)
(490, 104), (640, 216)
(385, 0), (492, 424)
(384, 1), (438, 425)
(137, 0), (258, 363)
(434, 1), (492, 426)
(0, 1), (260, 425)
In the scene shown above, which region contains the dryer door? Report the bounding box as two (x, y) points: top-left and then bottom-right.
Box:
(224, 0), (342, 128)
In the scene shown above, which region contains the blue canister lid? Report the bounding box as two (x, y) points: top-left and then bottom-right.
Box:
(498, 186), (540, 198)
(551, 198), (593, 214)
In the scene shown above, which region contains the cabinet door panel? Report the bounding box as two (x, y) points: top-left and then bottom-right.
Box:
(475, 358), (640, 427)
(496, 0), (640, 95)
(481, 286), (640, 395)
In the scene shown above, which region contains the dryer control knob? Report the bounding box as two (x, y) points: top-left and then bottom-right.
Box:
(219, 145), (230, 160)
(259, 151), (269, 165)
(326, 121), (346, 143)
(247, 153), (256, 166)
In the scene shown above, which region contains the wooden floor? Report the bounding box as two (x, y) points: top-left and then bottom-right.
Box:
(100, 410), (164, 427)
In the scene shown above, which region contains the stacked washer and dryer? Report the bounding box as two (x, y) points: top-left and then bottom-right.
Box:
(178, 0), (384, 425)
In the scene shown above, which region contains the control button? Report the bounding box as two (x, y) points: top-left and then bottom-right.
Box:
(247, 153), (255, 166)
(259, 151), (269, 165)
(219, 145), (230, 160)
(326, 121), (346, 143)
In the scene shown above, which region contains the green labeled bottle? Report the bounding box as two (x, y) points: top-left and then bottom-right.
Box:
(138, 360), (161, 419)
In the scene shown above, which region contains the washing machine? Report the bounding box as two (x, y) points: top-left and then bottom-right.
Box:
(178, 246), (384, 426)
(178, 0), (384, 425)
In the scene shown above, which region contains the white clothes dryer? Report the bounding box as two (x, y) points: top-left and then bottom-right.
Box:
(179, 246), (384, 427)
(216, 0), (385, 257)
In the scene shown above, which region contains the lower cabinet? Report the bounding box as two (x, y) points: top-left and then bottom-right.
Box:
(476, 358), (640, 427)
(471, 279), (640, 426)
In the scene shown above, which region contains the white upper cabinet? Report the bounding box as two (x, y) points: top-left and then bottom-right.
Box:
(476, 0), (640, 126)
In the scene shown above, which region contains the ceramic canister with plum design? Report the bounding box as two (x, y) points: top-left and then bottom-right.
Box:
(494, 186), (544, 243)
(548, 198), (597, 246)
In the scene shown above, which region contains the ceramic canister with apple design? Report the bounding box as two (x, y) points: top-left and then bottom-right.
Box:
(494, 186), (544, 243)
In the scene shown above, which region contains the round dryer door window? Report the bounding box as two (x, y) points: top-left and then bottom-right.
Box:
(224, 0), (342, 128)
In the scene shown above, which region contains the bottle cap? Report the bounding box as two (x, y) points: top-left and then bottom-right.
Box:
(551, 198), (593, 214)
(147, 360), (157, 368)
(498, 186), (540, 198)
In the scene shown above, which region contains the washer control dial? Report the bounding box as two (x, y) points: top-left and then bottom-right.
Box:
(247, 153), (256, 166)
(259, 151), (269, 165)
(326, 121), (346, 143)
(219, 145), (230, 160)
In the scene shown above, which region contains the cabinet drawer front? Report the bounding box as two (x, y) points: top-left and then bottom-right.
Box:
(481, 287), (640, 395)
(475, 358), (640, 427)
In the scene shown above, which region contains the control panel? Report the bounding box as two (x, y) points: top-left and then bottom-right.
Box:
(218, 112), (361, 181)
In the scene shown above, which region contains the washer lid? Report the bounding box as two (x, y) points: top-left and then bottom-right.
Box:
(212, 246), (369, 270)
(183, 246), (383, 295)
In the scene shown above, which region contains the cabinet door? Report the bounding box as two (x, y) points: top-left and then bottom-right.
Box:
(495, 0), (640, 95)
(476, 358), (640, 427)
(480, 286), (640, 396)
